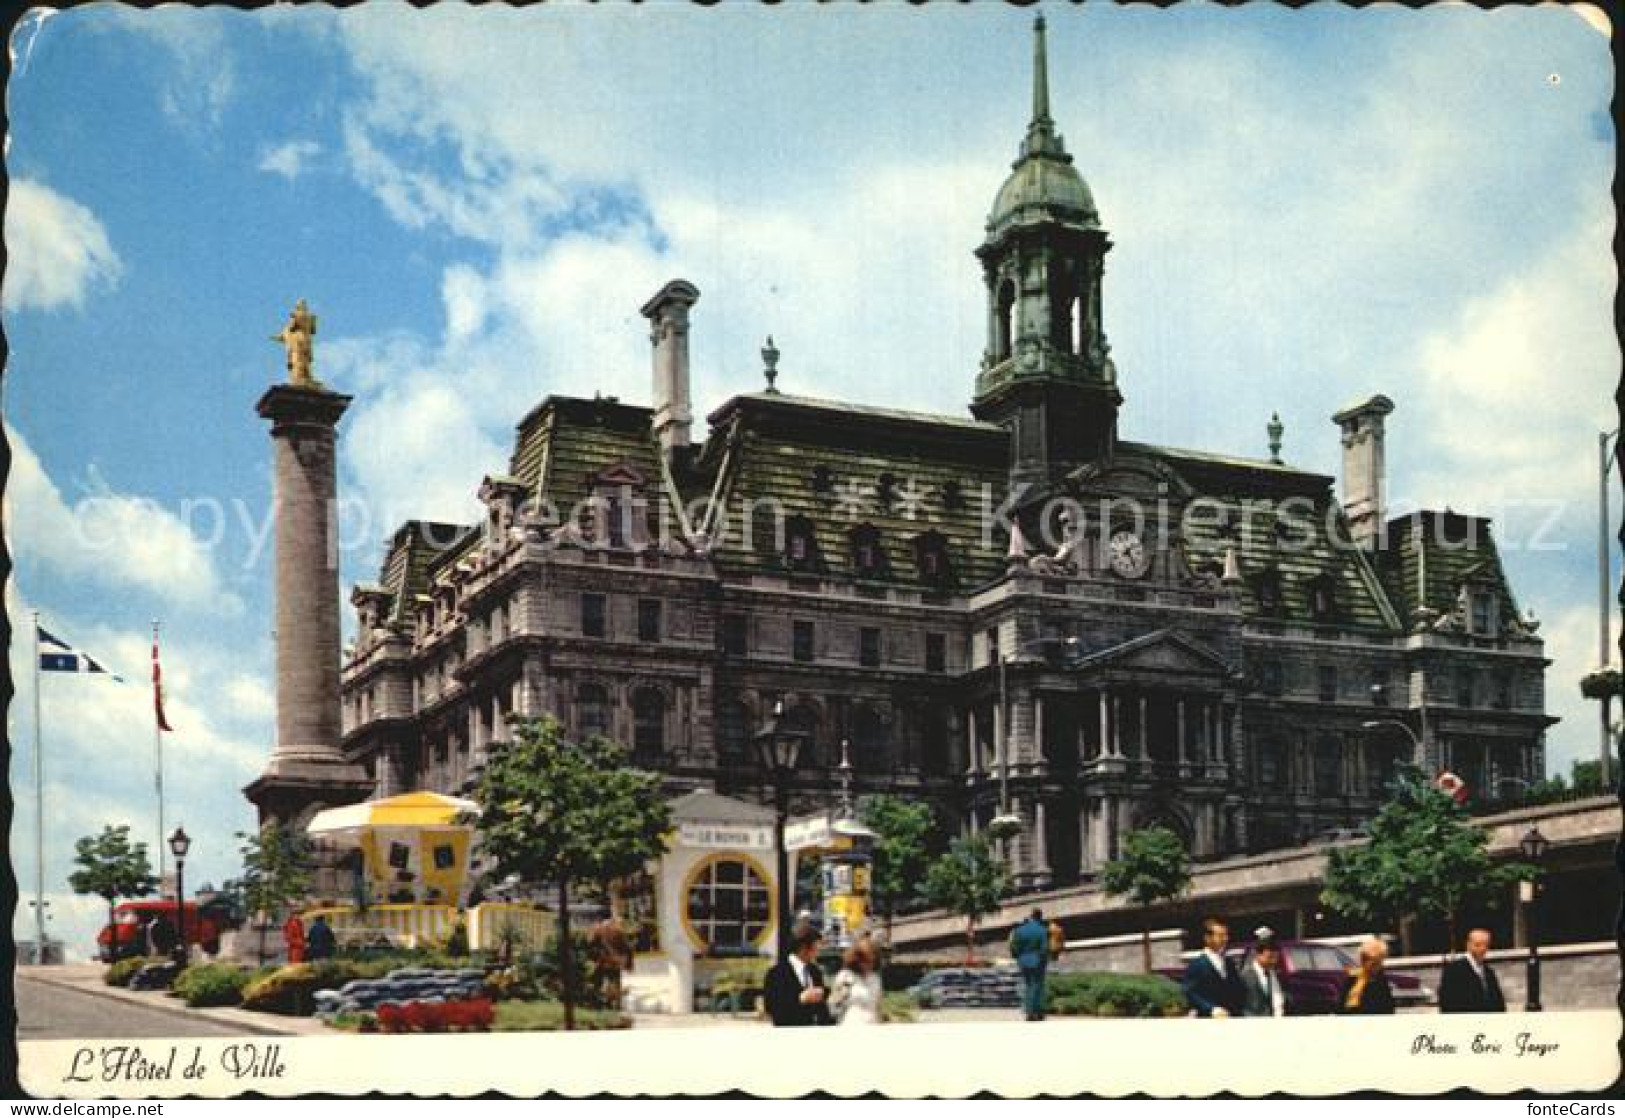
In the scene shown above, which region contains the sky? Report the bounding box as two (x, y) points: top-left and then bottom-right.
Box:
(4, 2), (1616, 960)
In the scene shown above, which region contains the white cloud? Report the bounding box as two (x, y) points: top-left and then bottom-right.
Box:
(2, 179), (123, 312)
(257, 139), (322, 181)
(4, 426), (245, 616)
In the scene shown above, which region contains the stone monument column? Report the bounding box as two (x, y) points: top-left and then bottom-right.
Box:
(245, 301), (372, 829)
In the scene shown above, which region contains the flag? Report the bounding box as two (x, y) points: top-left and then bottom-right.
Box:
(37, 625), (122, 681)
(152, 634), (174, 733)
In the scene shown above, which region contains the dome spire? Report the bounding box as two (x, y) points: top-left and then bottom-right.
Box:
(1032, 14), (1051, 128)
(1022, 13), (1064, 159)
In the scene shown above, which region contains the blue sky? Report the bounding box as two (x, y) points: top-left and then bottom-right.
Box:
(5, 3), (1616, 958)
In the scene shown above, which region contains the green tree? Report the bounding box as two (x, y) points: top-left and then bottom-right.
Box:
(858, 794), (936, 945)
(69, 824), (158, 960)
(1321, 769), (1532, 954)
(921, 835), (1009, 964)
(470, 715), (670, 1029)
(236, 821), (313, 966)
(1101, 826), (1192, 973)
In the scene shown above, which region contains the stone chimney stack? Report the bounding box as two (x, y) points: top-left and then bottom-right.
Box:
(641, 279), (700, 458)
(1332, 394), (1395, 550)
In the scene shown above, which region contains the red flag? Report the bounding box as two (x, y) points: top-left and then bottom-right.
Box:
(152, 635), (174, 732)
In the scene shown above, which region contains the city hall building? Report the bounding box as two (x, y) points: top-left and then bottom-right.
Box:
(333, 19), (1553, 896)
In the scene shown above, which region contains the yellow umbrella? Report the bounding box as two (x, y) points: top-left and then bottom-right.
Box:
(306, 791), (479, 835)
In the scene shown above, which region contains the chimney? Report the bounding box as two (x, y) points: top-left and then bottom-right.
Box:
(1332, 394), (1395, 550)
(641, 279), (700, 458)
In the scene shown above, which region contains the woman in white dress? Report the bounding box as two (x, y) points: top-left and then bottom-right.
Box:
(830, 936), (884, 1025)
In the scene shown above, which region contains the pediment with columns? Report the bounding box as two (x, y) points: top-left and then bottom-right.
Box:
(1070, 628), (1235, 682)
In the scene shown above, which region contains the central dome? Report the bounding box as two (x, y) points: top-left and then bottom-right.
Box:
(982, 14), (1101, 246)
(986, 150), (1099, 241)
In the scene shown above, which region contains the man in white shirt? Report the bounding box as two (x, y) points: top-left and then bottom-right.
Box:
(1181, 916), (1245, 1018)
(1439, 928), (1506, 1013)
(1242, 934), (1289, 1017)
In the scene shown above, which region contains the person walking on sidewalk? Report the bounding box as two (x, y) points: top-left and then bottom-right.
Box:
(1009, 908), (1051, 1022)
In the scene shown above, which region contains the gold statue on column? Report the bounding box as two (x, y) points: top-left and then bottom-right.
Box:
(272, 299), (319, 387)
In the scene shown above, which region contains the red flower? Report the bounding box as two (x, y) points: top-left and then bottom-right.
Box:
(377, 1004), (405, 1033)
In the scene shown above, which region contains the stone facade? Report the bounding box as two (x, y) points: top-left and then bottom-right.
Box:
(328, 20), (1553, 892)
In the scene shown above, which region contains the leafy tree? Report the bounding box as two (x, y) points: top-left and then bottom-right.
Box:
(69, 824), (158, 958)
(1321, 769), (1533, 954)
(470, 715), (670, 1029)
(920, 835), (1009, 964)
(236, 821), (313, 966)
(1101, 826), (1192, 973)
(858, 794), (936, 944)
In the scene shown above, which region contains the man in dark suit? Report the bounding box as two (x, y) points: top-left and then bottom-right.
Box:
(764, 920), (834, 1027)
(1439, 928), (1507, 1013)
(1182, 916), (1245, 1018)
(1240, 931), (1290, 1017)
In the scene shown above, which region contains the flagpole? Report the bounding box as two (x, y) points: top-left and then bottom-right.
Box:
(33, 611), (46, 963)
(154, 619), (165, 887)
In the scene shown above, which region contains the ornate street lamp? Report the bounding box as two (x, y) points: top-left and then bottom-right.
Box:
(754, 702), (806, 960)
(1519, 826), (1548, 1012)
(168, 826), (191, 966)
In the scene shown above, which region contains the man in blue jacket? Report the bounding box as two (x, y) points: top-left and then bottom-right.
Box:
(1182, 916), (1245, 1018)
(1009, 908), (1051, 1021)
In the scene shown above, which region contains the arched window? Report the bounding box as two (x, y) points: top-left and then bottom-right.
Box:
(781, 703), (820, 767)
(683, 856), (771, 954)
(851, 707), (889, 773)
(577, 683), (610, 740)
(632, 687), (666, 755)
(785, 516), (821, 573)
(914, 531), (953, 587)
(850, 524), (886, 579)
(996, 279), (1016, 359)
(1070, 294), (1085, 355)
(1258, 736), (1287, 789)
(1313, 736), (1342, 797)
(717, 699), (750, 763)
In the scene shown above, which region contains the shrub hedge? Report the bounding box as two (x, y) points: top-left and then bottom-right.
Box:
(172, 964), (263, 1008)
(1045, 972), (1186, 1018)
(105, 956), (164, 988)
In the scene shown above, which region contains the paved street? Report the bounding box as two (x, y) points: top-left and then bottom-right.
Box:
(14, 967), (312, 1040)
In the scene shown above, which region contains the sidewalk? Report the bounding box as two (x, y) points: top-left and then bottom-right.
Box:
(20, 964), (330, 1037)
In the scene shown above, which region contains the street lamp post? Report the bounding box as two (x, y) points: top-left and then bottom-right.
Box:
(1519, 826), (1549, 1012)
(990, 637), (1079, 843)
(754, 703), (806, 961)
(1361, 718), (1425, 785)
(168, 826), (191, 967)
(1599, 429), (1619, 788)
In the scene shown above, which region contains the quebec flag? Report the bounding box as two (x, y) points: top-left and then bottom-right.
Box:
(38, 625), (121, 680)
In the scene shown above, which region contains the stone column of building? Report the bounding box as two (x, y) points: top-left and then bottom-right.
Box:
(245, 360), (373, 827)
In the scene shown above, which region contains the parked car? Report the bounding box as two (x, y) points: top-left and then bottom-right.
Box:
(96, 899), (228, 962)
(1158, 939), (1430, 1015)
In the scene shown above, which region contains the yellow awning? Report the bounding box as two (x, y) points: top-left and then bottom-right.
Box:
(306, 791), (479, 835)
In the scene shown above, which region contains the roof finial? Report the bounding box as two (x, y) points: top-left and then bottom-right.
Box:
(1267, 412), (1284, 464)
(762, 335), (781, 395)
(1033, 13), (1051, 127)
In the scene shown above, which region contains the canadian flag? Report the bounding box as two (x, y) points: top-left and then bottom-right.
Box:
(152, 634), (174, 733)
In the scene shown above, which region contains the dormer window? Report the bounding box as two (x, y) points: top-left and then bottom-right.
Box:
(1306, 573), (1338, 622)
(876, 474), (898, 511)
(785, 515), (821, 573)
(811, 465), (834, 495)
(850, 523), (887, 579)
(1249, 569), (1283, 618)
(1469, 590), (1497, 637)
(589, 463), (647, 551)
(914, 531), (954, 588)
(942, 480), (965, 511)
